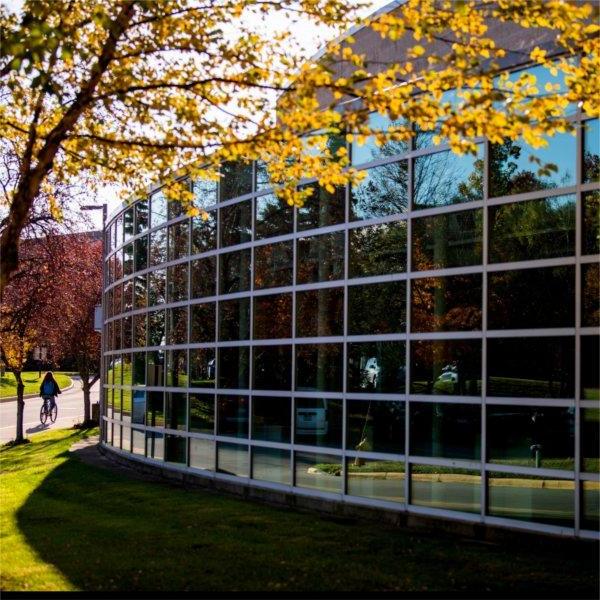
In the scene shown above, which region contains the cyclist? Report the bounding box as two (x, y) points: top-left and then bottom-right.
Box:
(39, 371), (61, 412)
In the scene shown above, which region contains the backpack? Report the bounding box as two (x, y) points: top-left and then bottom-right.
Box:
(42, 380), (54, 396)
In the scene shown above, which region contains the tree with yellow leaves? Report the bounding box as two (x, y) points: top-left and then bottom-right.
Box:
(1, 0), (598, 291)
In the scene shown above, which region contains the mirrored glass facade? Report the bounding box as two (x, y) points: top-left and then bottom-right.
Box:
(102, 65), (599, 539)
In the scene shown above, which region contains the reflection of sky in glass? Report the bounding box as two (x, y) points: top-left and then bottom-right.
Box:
(351, 161), (408, 219)
(352, 112), (409, 165)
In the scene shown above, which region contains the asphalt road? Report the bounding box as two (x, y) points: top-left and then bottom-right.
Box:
(0, 377), (99, 444)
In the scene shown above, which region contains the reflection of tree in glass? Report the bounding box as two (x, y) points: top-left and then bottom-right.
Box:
(191, 211), (216, 254)
(298, 183), (345, 229)
(149, 227), (167, 265)
(220, 201), (251, 247)
(583, 191), (600, 255)
(148, 269), (166, 305)
(349, 222), (407, 278)
(255, 194), (293, 239)
(254, 242), (293, 289)
(254, 294), (292, 339)
(582, 263), (599, 328)
(219, 161), (253, 202)
(147, 310), (165, 347)
(133, 313), (146, 347)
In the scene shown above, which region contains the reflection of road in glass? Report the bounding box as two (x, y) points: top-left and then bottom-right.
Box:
(295, 456), (341, 493)
(348, 474), (405, 503)
(217, 443), (248, 477)
(252, 449), (290, 485)
(412, 478), (481, 513)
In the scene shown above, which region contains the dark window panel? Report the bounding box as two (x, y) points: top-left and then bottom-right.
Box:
(489, 195), (576, 263)
(581, 408), (599, 473)
(219, 297), (250, 341)
(347, 341), (406, 393)
(219, 161), (253, 202)
(582, 481), (599, 531)
(220, 200), (252, 248)
(123, 207), (134, 241)
(146, 432), (164, 460)
(189, 394), (215, 434)
(146, 351), (165, 387)
(252, 447), (291, 485)
(217, 442), (248, 477)
(165, 392), (187, 431)
(253, 345), (292, 391)
(219, 249), (251, 294)
(133, 313), (147, 347)
(135, 200), (149, 233)
(123, 243), (134, 277)
(217, 395), (249, 438)
(132, 352), (145, 385)
(191, 211), (216, 254)
(191, 256), (216, 299)
(254, 241), (293, 289)
(583, 119), (599, 184)
(298, 183), (345, 230)
(218, 347), (249, 389)
(582, 263), (599, 327)
(190, 302), (216, 343)
(168, 221), (189, 261)
(487, 337), (574, 398)
(134, 236), (148, 272)
(348, 281), (406, 335)
(132, 391), (146, 425)
(347, 399), (405, 454)
(147, 310), (165, 347)
(254, 293), (292, 340)
(581, 336), (599, 401)
(189, 348), (215, 388)
(296, 287), (343, 337)
(255, 193), (293, 239)
(295, 344), (343, 392)
(146, 391), (164, 427)
(165, 434), (187, 464)
(412, 209), (483, 271)
(122, 315), (132, 349)
(295, 398), (343, 449)
(296, 232), (344, 284)
(167, 306), (188, 345)
(167, 263), (189, 303)
(166, 348), (187, 387)
(252, 396), (291, 443)
(582, 191), (600, 256)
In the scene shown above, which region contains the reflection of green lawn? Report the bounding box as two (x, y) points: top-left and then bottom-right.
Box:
(411, 380), (482, 395)
(583, 388), (600, 400)
(488, 377), (565, 397)
(107, 362), (132, 386)
(189, 379), (215, 387)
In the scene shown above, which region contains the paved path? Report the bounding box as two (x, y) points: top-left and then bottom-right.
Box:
(0, 377), (99, 444)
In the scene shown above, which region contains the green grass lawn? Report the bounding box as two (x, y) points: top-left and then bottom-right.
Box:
(0, 372), (73, 399)
(1, 429), (598, 593)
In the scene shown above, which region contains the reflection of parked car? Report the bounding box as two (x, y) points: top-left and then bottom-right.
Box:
(296, 399), (328, 435)
(361, 357), (380, 389)
(437, 371), (458, 383)
(207, 359), (215, 379)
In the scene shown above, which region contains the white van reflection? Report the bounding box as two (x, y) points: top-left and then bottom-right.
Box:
(296, 399), (328, 436)
(361, 357), (380, 389)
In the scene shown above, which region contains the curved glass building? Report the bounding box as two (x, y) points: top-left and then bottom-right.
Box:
(101, 6), (600, 539)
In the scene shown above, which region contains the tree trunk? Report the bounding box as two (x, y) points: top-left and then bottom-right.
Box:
(82, 379), (91, 423)
(14, 370), (25, 443)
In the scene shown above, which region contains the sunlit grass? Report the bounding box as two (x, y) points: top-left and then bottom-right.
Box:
(0, 372), (73, 399)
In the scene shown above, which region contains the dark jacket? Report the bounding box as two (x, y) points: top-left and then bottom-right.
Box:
(39, 380), (61, 397)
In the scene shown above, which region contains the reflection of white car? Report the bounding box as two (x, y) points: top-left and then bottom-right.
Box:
(437, 371), (458, 383)
(296, 399), (328, 435)
(361, 357), (380, 388)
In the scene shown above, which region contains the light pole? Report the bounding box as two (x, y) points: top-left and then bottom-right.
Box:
(81, 203), (107, 438)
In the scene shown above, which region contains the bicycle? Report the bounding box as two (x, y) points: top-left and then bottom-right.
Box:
(40, 397), (58, 424)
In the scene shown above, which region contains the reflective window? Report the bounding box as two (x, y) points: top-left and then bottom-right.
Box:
(488, 266), (574, 329)
(412, 209), (483, 271)
(489, 195), (576, 263)
(254, 293), (292, 339)
(255, 161), (271, 192)
(122, 315), (132, 348)
(168, 222), (189, 261)
(254, 241), (293, 289)
(146, 351), (165, 386)
(582, 263), (599, 327)
(167, 187), (186, 219)
(347, 400), (405, 454)
(150, 191), (167, 228)
(167, 263), (188, 303)
(348, 281), (406, 335)
(219, 161), (253, 202)
(252, 396), (291, 443)
(347, 459), (405, 503)
(190, 302), (215, 343)
(132, 353), (145, 386)
(487, 337), (574, 398)
(193, 178), (218, 210)
(295, 398), (342, 448)
(411, 466), (481, 514)
(295, 344), (343, 392)
(582, 191), (600, 255)
(581, 336), (599, 401)
(189, 348), (215, 388)
(134, 275), (147, 310)
(410, 340), (482, 396)
(189, 394), (214, 433)
(135, 200), (149, 233)
(146, 391), (164, 427)
(191, 211), (216, 254)
(219, 297), (250, 341)
(190, 438), (215, 471)
(583, 119), (599, 183)
(123, 243), (133, 277)
(148, 269), (165, 306)
(134, 236), (148, 272)
(487, 472), (574, 527)
(255, 194), (293, 239)
(133, 313), (146, 347)
(149, 227), (167, 266)
(411, 274), (482, 332)
(165, 392), (187, 431)
(347, 342), (405, 394)
(296, 288), (343, 337)
(217, 442), (248, 477)
(296, 232), (344, 284)
(131, 390), (146, 425)
(220, 200), (252, 248)
(351, 161), (408, 220)
(166, 348), (187, 387)
(351, 112), (409, 166)
(298, 183), (345, 230)
(582, 409), (599, 474)
(147, 309), (166, 347)
(165, 434), (187, 464)
(348, 221), (407, 278)
(253, 345), (292, 391)
(219, 249), (251, 294)
(218, 347), (249, 389)
(123, 208), (134, 241)
(146, 432), (164, 460)
(132, 428), (145, 455)
(115, 214), (123, 248)
(252, 448), (291, 485)
(167, 307), (188, 345)
(295, 452), (342, 493)
(489, 134), (576, 198)
(217, 395), (249, 438)
(582, 481), (599, 531)
(191, 256), (216, 299)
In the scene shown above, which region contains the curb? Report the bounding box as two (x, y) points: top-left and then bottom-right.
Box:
(0, 378), (75, 403)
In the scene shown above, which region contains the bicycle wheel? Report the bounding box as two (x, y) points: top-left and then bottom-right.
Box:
(40, 405), (48, 425)
(50, 405), (58, 423)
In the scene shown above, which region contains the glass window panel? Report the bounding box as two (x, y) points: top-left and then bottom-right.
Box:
(132, 390), (145, 425)
(123, 243), (134, 277)
(165, 392), (187, 431)
(123, 208), (134, 241)
(189, 348), (215, 388)
(165, 434), (187, 464)
(412, 209), (483, 271)
(191, 256), (216, 299)
(166, 348), (187, 387)
(219, 249), (251, 294)
(253, 345), (292, 391)
(582, 408), (599, 473)
(251, 396), (291, 443)
(254, 241), (293, 289)
(347, 459), (405, 503)
(121, 388), (132, 424)
(488, 266), (574, 329)
(148, 269), (166, 306)
(123, 281), (133, 313)
(168, 222), (189, 261)
(190, 438), (215, 471)
(146, 351), (165, 386)
(189, 394), (215, 433)
(583, 119), (599, 183)
(134, 275), (147, 310)
(298, 183), (345, 230)
(254, 293), (292, 340)
(134, 236), (148, 272)
(190, 302), (216, 343)
(296, 288), (343, 337)
(347, 341), (406, 394)
(351, 112), (410, 166)
(295, 344), (343, 392)
(167, 263), (189, 303)
(132, 353), (145, 385)
(122, 315), (132, 348)
(115, 214), (123, 248)
(132, 428), (145, 455)
(487, 337), (574, 398)
(582, 191), (600, 256)
(191, 211), (216, 254)
(217, 395), (249, 438)
(296, 232), (344, 284)
(411, 466), (481, 514)
(113, 388), (122, 420)
(413, 146), (483, 209)
(219, 297), (250, 341)
(168, 187), (187, 219)
(348, 221), (407, 278)
(219, 161), (253, 202)
(220, 200), (252, 248)
(167, 307), (188, 345)
(582, 263), (599, 327)
(582, 481), (600, 531)
(146, 391), (164, 427)
(410, 403), (481, 460)
(348, 281), (406, 335)
(217, 442), (248, 477)
(489, 134), (576, 198)
(255, 161), (271, 192)
(135, 199), (149, 234)
(295, 452), (342, 493)
(146, 432), (164, 460)
(255, 194), (293, 239)
(351, 161), (408, 220)
(252, 447), (291, 485)
(488, 472), (574, 527)
(410, 340), (482, 396)
(581, 336), (599, 401)
(347, 399), (405, 454)
(412, 274), (481, 332)
(114, 250), (124, 282)
(295, 398), (342, 448)
(193, 178), (218, 210)
(122, 354), (132, 387)
(150, 191), (167, 228)
(218, 347), (249, 389)
(489, 195), (576, 263)
(149, 227), (167, 266)
(113, 318), (122, 349)
(133, 313), (146, 348)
